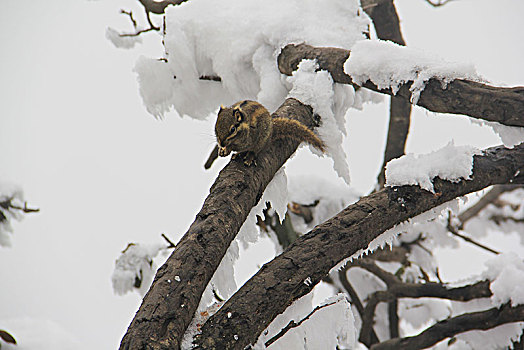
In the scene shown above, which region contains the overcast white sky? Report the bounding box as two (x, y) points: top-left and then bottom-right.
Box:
(1, 0), (523, 349)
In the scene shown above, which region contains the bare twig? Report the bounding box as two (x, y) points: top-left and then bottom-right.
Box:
(119, 27), (159, 37)
(447, 221), (500, 255)
(120, 10), (138, 29)
(161, 233), (176, 249)
(458, 185), (518, 227)
(264, 300), (339, 347)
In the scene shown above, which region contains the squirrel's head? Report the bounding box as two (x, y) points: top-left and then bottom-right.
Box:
(215, 102), (248, 155)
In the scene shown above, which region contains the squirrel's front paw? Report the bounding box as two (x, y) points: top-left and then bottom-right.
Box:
(242, 152), (257, 167)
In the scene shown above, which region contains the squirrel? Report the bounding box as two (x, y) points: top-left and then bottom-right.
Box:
(215, 100), (325, 166)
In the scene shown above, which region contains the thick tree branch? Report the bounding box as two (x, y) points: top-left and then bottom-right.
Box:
(119, 99), (317, 350)
(371, 303), (524, 350)
(194, 143), (524, 349)
(278, 44), (524, 127)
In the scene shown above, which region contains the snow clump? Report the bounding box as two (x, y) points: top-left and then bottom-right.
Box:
(385, 141), (482, 193)
(345, 39), (480, 104)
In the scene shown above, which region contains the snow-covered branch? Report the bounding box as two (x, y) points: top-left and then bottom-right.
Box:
(278, 43), (524, 128)
(193, 143), (524, 349)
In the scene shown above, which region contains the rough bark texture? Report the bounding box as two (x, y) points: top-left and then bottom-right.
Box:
(194, 143), (524, 349)
(371, 304), (524, 350)
(278, 44), (524, 127)
(119, 98), (316, 350)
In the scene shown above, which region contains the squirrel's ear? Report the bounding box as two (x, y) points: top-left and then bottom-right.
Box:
(233, 107), (244, 122)
(219, 104), (225, 113)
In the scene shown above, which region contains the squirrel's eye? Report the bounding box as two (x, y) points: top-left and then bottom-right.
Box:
(229, 125), (236, 134)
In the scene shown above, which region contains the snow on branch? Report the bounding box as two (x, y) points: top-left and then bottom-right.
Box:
(134, 0), (369, 119)
(193, 143), (524, 349)
(346, 39), (479, 104)
(385, 141), (481, 193)
(278, 43), (524, 128)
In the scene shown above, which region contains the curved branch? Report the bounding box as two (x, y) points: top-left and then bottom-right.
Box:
(119, 99), (317, 350)
(194, 143), (524, 349)
(371, 303), (524, 350)
(278, 44), (524, 127)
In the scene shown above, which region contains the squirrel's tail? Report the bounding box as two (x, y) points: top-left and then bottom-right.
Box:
(272, 118), (326, 153)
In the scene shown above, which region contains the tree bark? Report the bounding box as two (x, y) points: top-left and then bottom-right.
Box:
(119, 98), (317, 350)
(371, 304), (524, 350)
(194, 143), (524, 349)
(278, 44), (524, 127)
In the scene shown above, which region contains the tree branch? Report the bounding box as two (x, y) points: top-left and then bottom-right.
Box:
(371, 303), (524, 350)
(194, 143), (524, 349)
(278, 44), (524, 127)
(360, 0), (413, 189)
(358, 261), (492, 347)
(458, 184), (519, 227)
(119, 98), (318, 350)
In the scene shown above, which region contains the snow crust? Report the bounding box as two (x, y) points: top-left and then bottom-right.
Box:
(111, 243), (165, 296)
(385, 141), (482, 193)
(287, 60), (354, 184)
(105, 27), (142, 49)
(135, 0), (369, 119)
(345, 39), (480, 104)
(253, 293), (356, 350)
